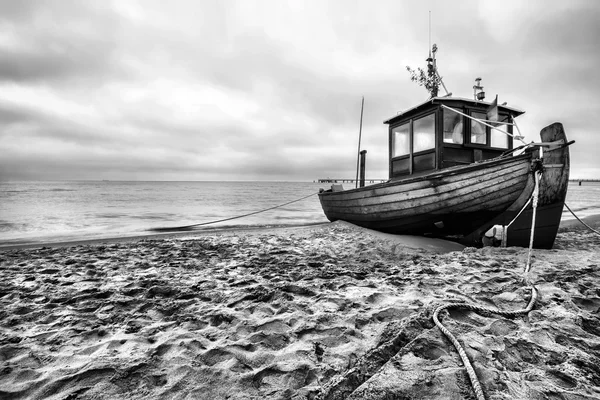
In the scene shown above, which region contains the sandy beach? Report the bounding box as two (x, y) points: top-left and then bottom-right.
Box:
(1, 220), (599, 399)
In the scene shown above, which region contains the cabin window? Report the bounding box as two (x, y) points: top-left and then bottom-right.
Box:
(490, 116), (510, 148)
(471, 111), (487, 144)
(392, 122), (410, 157)
(443, 107), (463, 144)
(413, 113), (435, 152)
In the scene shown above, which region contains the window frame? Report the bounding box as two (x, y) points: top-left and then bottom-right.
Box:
(489, 114), (512, 150)
(413, 112), (437, 154)
(391, 122), (411, 158)
(469, 110), (488, 146)
(464, 108), (513, 150)
(389, 109), (438, 177)
(442, 106), (465, 147)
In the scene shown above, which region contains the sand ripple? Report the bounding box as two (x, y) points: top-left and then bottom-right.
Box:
(1, 223), (599, 399)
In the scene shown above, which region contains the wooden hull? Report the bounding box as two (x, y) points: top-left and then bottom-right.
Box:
(318, 123), (570, 248)
(319, 153), (533, 237)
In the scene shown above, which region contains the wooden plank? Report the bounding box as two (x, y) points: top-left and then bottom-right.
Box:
(335, 152), (529, 199)
(323, 172), (526, 218)
(324, 174), (526, 221)
(320, 154), (529, 202)
(320, 161), (529, 209)
(322, 173), (526, 218)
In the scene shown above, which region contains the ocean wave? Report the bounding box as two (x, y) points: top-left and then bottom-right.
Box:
(131, 214), (178, 221)
(148, 221), (328, 233)
(0, 221), (23, 232)
(95, 213), (129, 219)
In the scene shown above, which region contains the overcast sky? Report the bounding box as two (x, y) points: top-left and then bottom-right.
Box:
(1, 0), (599, 181)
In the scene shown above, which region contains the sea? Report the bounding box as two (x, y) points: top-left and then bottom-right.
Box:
(1, 180), (599, 247)
(0, 181), (328, 247)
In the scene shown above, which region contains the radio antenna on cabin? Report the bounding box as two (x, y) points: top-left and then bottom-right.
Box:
(428, 12), (450, 97)
(408, 12), (451, 98)
(429, 11), (431, 58)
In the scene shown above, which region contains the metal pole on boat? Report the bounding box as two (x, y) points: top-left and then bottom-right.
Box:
(355, 96), (365, 189)
(359, 150), (367, 188)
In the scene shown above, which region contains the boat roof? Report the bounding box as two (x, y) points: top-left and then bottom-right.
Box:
(383, 96), (526, 125)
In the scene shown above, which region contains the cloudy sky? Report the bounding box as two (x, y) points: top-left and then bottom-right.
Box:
(1, 0), (599, 181)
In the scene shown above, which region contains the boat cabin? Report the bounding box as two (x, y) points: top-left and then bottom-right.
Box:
(383, 97), (525, 180)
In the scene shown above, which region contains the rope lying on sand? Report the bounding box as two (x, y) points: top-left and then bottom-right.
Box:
(433, 171), (542, 400)
(432, 290), (538, 399)
(150, 192), (318, 232)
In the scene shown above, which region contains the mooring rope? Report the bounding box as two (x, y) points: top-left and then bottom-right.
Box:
(151, 192), (318, 232)
(433, 170), (542, 400)
(564, 202), (600, 236)
(501, 196), (533, 247)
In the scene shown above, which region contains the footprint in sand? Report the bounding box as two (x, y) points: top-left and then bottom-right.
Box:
(545, 369), (578, 389)
(579, 316), (600, 336)
(571, 296), (600, 314)
(407, 336), (449, 361)
(249, 363), (318, 390)
(247, 332), (290, 350)
(484, 319), (519, 336)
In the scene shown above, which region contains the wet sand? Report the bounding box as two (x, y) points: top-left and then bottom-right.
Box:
(1, 220), (599, 399)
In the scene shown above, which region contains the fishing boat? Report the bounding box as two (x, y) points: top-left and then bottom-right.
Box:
(318, 45), (573, 249)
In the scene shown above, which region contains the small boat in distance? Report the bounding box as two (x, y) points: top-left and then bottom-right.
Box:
(318, 45), (573, 249)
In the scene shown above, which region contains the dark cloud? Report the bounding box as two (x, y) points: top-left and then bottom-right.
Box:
(0, 1), (124, 84)
(0, 0), (40, 20)
(0, 104), (34, 125)
(0, 0), (599, 181)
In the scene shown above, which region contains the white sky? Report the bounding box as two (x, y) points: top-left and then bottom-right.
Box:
(1, 0), (599, 181)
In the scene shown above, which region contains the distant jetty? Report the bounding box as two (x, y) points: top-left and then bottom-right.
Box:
(317, 178), (387, 183)
(316, 178), (598, 184)
(569, 179), (600, 182)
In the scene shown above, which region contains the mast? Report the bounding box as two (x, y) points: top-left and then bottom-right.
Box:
(355, 96), (365, 189)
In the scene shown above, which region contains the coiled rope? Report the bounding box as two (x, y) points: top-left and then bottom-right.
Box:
(433, 170), (542, 400)
(151, 192), (318, 232)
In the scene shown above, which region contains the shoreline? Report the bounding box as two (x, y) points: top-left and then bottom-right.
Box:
(0, 222), (330, 251)
(0, 221), (466, 254)
(3, 210), (600, 252)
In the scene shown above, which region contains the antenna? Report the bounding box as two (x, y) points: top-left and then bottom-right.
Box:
(429, 12), (450, 97)
(407, 12), (451, 98)
(428, 11), (431, 58)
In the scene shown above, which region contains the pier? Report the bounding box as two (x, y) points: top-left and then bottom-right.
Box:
(316, 179), (598, 184)
(317, 178), (387, 183)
